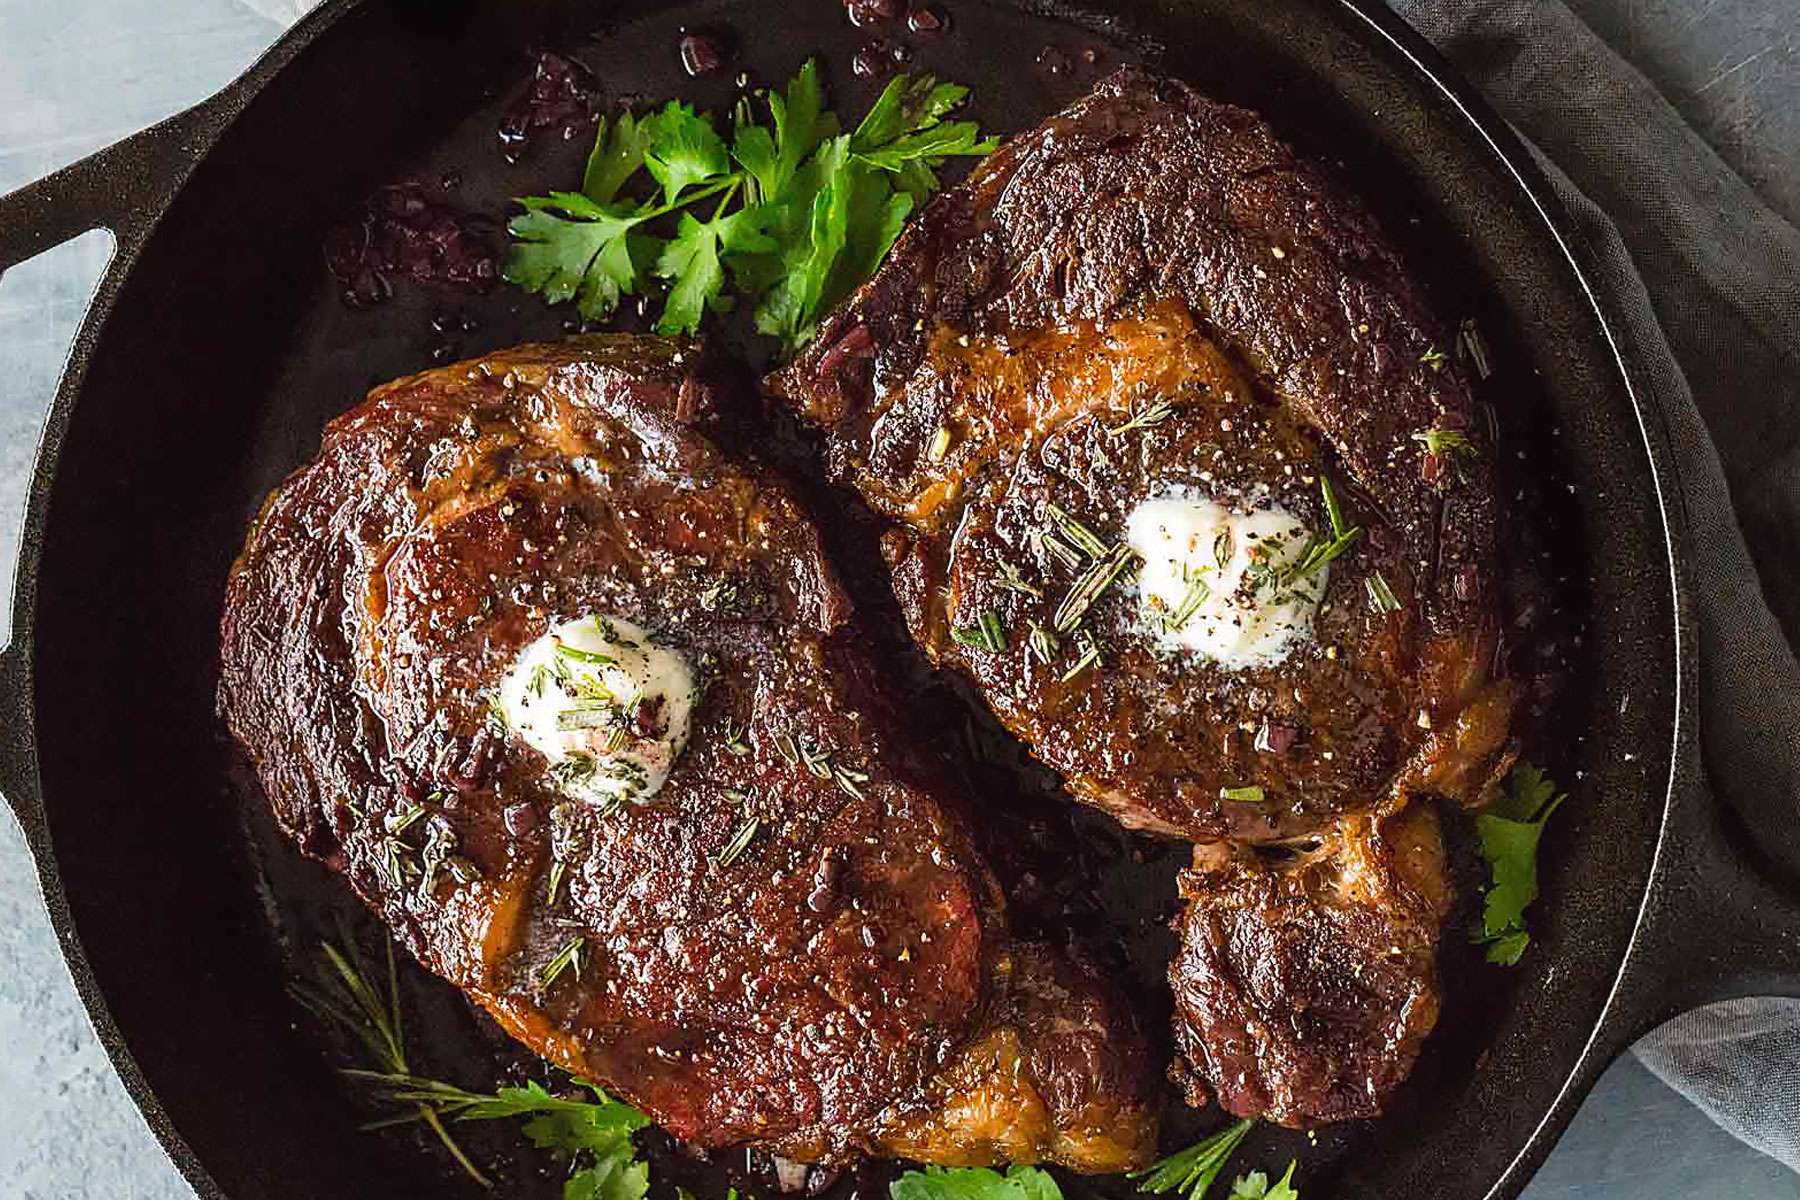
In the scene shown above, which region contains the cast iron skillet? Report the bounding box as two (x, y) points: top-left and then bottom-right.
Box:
(2, 0), (1798, 1196)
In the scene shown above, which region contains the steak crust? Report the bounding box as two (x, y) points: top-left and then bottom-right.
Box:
(774, 69), (1519, 1123)
(219, 336), (1153, 1167)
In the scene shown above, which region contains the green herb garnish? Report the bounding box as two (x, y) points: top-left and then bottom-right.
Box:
(833, 764), (870, 800)
(891, 1164), (1065, 1200)
(1166, 569), (1212, 632)
(1044, 503), (1110, 560)
(996, 560), (1043, 599)
(1227, 1162), (1301, 1200)
(554, 640), (619, 667)
(1220, 785), (1265, 803)
(1411, 428), (1474, 457)
(928, 427), (953, 462)
(508, 62), (996, 347)
(1472, 761), (1568, 965)
(951, 610), (1009, 653)
(537, 935), (586, 991)
(1025, 620), (1059, 666)
(717, 816), (761, 867)
(1421, 345), (1447, 371)
(1108, 395), (1177, 435)
(1060, 630), (1104, 682)
(290, 936), (491, 1186)
(1132, 1119), (1256, 1200)
(1365, 572), (1401, 614)
(1053, 544), (1140, 633)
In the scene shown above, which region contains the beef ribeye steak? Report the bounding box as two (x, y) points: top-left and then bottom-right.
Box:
(219, 335), (1154, 1169)
(774, 69), (1520, 1125)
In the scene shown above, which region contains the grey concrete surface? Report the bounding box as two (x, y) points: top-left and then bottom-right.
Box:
(0, 0), (1795, 1197)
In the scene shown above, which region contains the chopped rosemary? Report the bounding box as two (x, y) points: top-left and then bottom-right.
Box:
(833, 764), (870, 800)
(1039, 530), (1085, 570)
(486, 693), (509, 737)
(1213, 529), (1234, 571)
(927, 426), (953, 462)
(1221, 785), (1265, 802)
(387, 804), (427, 837)
(722, 720), (751, 756)
(1457, 317), (1493, 380)
(1108, 395), (1177, 435)
(528, 663), (551, 700)
(545, 856), (567, 906)
(556, 703), (622, 731)
(1421, 344), (1447, 370)
(1366, 572), (1401, 613)
(773, 733), (800, 766)
(554, 640), (618, 667)
(1026, 619), (1059, 666)
(603, 725), (630, 754)
(384, 838), (415, 889)
(997, 560), (1043, 598)
(1053, 544), (1141, 633)
(549, 750), (600, 790)
(800, 741), (833, 779)
(1060, 630), (1104, 682)
(1412, 428), (1474, 457)
(1320, 472), (1351, 541)
(951, 610), (1009, 653)
(698, 577), (739, 613)
(1044, 503), (1109, 559)
(536, 935), (585, 990)
(416, 820), (457, 902)
(1166, 572), (1212, 632)
(717, 817), (761, 867)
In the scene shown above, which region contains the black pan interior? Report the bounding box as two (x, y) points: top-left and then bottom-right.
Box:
(22, 1), (1677, 1197)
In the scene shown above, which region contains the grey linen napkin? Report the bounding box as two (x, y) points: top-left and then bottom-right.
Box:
(1388, 0), (1800, 1174)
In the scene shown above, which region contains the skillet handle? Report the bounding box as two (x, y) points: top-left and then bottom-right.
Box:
(0, 101), (212, 277)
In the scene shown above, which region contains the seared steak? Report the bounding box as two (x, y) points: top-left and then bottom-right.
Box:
(773, 69), (1519, 1122)
(218, 336), (1154, 1169)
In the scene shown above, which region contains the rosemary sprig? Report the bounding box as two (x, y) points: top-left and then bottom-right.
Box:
(1053, 544), (1140, 633)
(833, 764), (870, 800)
(799, 741), (833, 779)
(1220, 786), (1265, 803)
(1131, 1119), (1256, 1200)
(1037, 529), (1085, 570)
(1044, 503), (1109, 560)
(1166, 569), (1211, 632)
(722, 720), (751, 756)
(290, 935), (492, 1187)
(1025, 620), (1059, 667)
(1421, 345), (1447, 371)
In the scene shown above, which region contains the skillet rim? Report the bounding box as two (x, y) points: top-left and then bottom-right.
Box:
(0, 1), (1692, 1197)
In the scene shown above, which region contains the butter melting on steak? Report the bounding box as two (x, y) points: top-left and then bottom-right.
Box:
(219, 336), (1154, 1169)
(774, 69), (1520, 1124)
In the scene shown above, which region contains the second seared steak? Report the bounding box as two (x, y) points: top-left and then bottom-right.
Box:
(774, 69), (1520, 1124)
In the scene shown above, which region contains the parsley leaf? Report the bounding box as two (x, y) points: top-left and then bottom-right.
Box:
(641, 101), (731, 206)
(583, 112), (652, 205)
(852, 74), (998, 197)
(1132, 1119), (1256, 1200)
(890, 1164), (1065, 1200)
(455, 1079), (649, 1200)
(508, 60), (995, 347)
(506, 193), (650, 321)
(1472, 761), (1568, 965)
(1227, 1162), (1301, 1200)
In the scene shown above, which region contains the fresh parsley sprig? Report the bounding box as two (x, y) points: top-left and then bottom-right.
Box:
(1472, 761), (1568, 965)
(891, 1164), (1065, 1200)
(507, 61), (997, 347)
